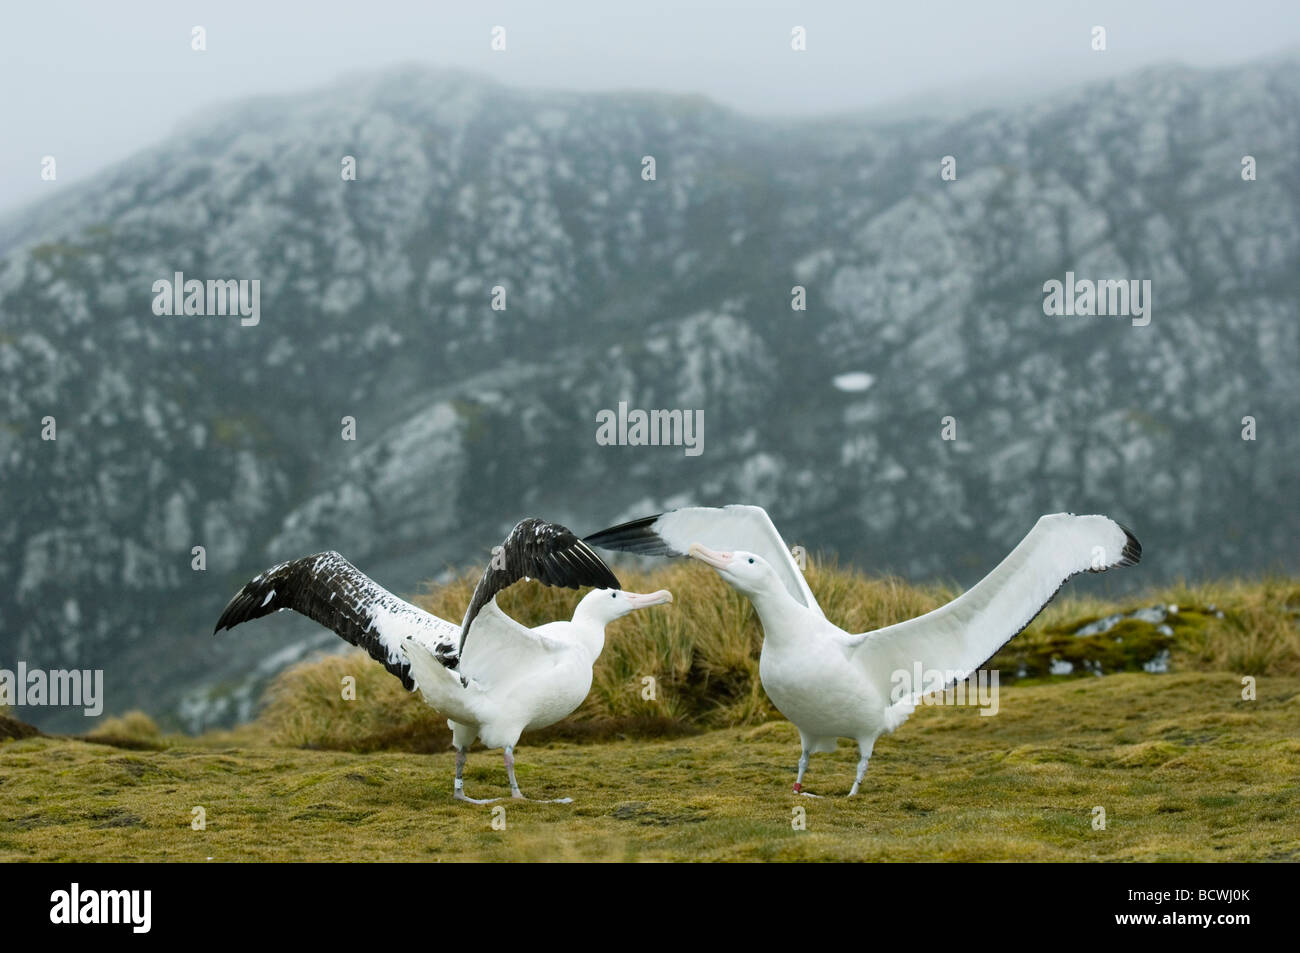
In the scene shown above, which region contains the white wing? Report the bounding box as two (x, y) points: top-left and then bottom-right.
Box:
(586, 504), (823, 615)
(848, 514), (1141, 698)
(456, 597), (568, 691)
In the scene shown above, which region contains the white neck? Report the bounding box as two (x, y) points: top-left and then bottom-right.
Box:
(569, 599), (611, 661)
(747, 582), (815, 648)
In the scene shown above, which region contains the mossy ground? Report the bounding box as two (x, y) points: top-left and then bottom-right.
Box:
(3, 672), (1296, 862)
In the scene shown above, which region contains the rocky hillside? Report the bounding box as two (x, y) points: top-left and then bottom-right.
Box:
(1, 59), (1297, 729)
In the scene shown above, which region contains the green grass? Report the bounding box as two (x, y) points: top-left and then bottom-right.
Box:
(2, 568), (1297, 861)
(1, 673), (1297, 861)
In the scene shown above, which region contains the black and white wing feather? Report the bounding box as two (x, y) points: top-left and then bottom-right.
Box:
(458, 519), (620, 652)
(585, 504), (823, 615)
(213, 551), (460, 690)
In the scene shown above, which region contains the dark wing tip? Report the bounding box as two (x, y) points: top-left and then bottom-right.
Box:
(1117, 523), (1142, 567)
(211, 554), (321, 635)
(583, 512), (681, 557)
(212, 589), (258, 634)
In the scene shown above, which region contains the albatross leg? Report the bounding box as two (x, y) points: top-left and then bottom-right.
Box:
(505, 745), (573, 804)
(793, 745), (821, 797)
(505, 745), (523, 797)
(452, 745), (501, 805)
(793, 749), (811, 792)
(847, 738), (876, 797)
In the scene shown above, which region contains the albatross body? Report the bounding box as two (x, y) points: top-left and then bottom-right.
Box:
(403, 586), (672, 802)
(587, 505), (1141, 796)
(214, 519), (672, 803)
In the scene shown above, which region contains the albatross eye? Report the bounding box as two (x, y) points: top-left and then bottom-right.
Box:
(748, 558), (755, 564)
(611, 592), (618, 599)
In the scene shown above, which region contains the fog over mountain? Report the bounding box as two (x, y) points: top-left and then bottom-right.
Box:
(2, 57), (1297, 730)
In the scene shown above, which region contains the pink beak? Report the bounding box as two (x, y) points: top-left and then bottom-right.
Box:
(623, 589), (673, 608)
(688, 543), (734, 570)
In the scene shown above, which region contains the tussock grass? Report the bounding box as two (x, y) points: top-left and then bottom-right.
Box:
(1, 707), (41, 741)
(81, 711), (168, 751)
(1157, 578), (1300, 676)
(254, 562), (1299, 753)
(262, 655), (449, 753)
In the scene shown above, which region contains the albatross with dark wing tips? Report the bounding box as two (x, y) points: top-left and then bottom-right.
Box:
(214, 518), (673, 803)
(587, 505), (1141, 797)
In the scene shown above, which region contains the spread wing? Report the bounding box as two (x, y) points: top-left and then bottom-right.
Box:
(456, 597), (568, 692)
(848, 514), (1142, 699)
(585, 504), (822, 615)
(213, 551), (460, 690)
(458, 518), (620, 652)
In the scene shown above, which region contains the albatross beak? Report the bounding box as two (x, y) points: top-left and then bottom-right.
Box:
(688, 543), (734, 570)
(624, 589), (673, 608)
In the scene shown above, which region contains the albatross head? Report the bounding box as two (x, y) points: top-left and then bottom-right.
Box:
(687, 544), (780, 597)
(578, 587), (674, 625)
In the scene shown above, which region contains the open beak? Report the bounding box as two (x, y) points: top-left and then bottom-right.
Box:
(624, 589), (673, 608)
(688, 543), (734, 571)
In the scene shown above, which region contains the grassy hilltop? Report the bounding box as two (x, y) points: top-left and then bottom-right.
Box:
(2, 565), (1298, 861)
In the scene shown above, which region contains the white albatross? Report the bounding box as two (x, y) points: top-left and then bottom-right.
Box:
(586, 505), (1141, 796)
(214, 518), (673, 803)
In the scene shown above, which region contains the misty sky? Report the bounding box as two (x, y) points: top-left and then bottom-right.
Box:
(3, 0), (1299, 215)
